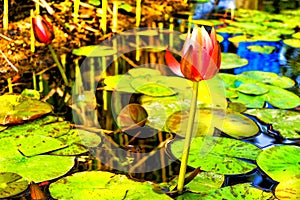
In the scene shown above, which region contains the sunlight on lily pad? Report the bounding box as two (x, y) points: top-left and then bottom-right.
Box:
(131, 82), (176, 97)
(257, 145), (300, 182)
(49, 171), (172, 200)
(204, 183), (274, 200)
(220, 53), (248, 69)
(283, 39), (300, 48)
(72, 45), (117, 57)
(0, 94), (53, 125)
(245, 109), (300, 139)
(104, 75), (135, 93)
(0, 172), (28, 199)
(169, 136), (260, 174)
(166, 109), (259, 139)
(275, 177), (300, 200)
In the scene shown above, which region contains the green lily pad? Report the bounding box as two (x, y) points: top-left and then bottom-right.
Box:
(230, 92), (266, 108)
(131, 82), (176, 97)
(0, 94), (53, 125)
(72, 45), (117, 57)
(51, 129), (101, 155)
(228, 35), (257, 47)
(217, 26), (244, 34)
(220, 53), (248, 69)
(237, 83), (268, 95)
(240, 71), (295, 88)
(275, 177), (300, 200)
(14, 135), (66, 157)
(127, 68), (161, 77)
(247, 45), (275, 54)
(0, 172), (28, 199)
(49, 171), (172, 200)
(227, 102), (247, 113)
(257, 145), (300, 182)
(186, 171), (224, 194)
(166, 109), (259, 139)
(0, 125), (7, 132)
(0, 137), (75, 182)
(104, 75), (135, 93)
(245, 109), (300, 139)
(283, 39), (300, 48)
(266, 86), (300, 109)
(293, 32), (300, 39)
(204, 183), (274, 199)
(169, 136), (261, 174)
(21, 89), (40, 100)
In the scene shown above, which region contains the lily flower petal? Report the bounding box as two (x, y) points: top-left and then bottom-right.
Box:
(165, 49), (184, 77)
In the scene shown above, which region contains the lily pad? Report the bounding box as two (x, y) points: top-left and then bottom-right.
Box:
(220, 53), (248, 69)
(275, 177), (300, 200)
(166, 109), (259, 139)
(21, 89), (40, 100)
(169, 136), (261, 174)
(49, 171), (172, 200)
(131, 82), (176, 97)
(0, 172), (28, 199)
(127, 68), (161, 77)
(230, 92), (266, 108)
(72, 45), (117, 57)
(0, 137), (75, 183)
(14, 135), (66, 157)
(240, 71), (295, 88)
(256, 145), (300, 182)
(292, 32), (300, 39)
(266, 86), (300, 109)
(0, 94), (53, 125)
(104, 75), (135, 93)
(0, 125), (7, 132)
(283, 39), (300, 48)
(51, 129), (102, 155)
(185, 171), (224, 194)
(237, 83), (268, 95)
(204, 183), (274, 199)
(245, 109), (300, 139)
(247, 45), (275, 54)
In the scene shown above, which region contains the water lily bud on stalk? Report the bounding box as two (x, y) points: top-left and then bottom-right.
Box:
(165, 26), (221, 81)
(32, 15), (69, 86)
(165, 26), (221, 194)
(32, 15), (55, 45)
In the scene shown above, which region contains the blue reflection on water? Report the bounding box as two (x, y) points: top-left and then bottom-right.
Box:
(234, 41), (282, 74)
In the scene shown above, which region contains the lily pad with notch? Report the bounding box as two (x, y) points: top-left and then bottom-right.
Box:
(245, 109), (300, 139)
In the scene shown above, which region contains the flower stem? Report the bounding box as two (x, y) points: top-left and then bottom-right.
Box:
(47, 44), (69, 86)
(177, 81), (199, 194)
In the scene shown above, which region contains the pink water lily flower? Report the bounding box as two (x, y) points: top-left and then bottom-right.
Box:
(32, 15), (55, 45)
(165, 26), (221, 82)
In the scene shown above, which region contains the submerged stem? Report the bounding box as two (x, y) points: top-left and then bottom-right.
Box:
(47, 44), (69, 86)
(177, 81), (199, 194)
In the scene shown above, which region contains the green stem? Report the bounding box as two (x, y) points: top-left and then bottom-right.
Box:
(47, 44), (69, 86)
(177, 81), (199, 194)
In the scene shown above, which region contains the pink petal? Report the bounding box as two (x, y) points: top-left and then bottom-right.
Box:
(200, 26), (213, 54)
(165, 49), (184, 77)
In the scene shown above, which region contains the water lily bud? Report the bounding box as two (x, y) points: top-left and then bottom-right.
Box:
(32, 15), (55, 45)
